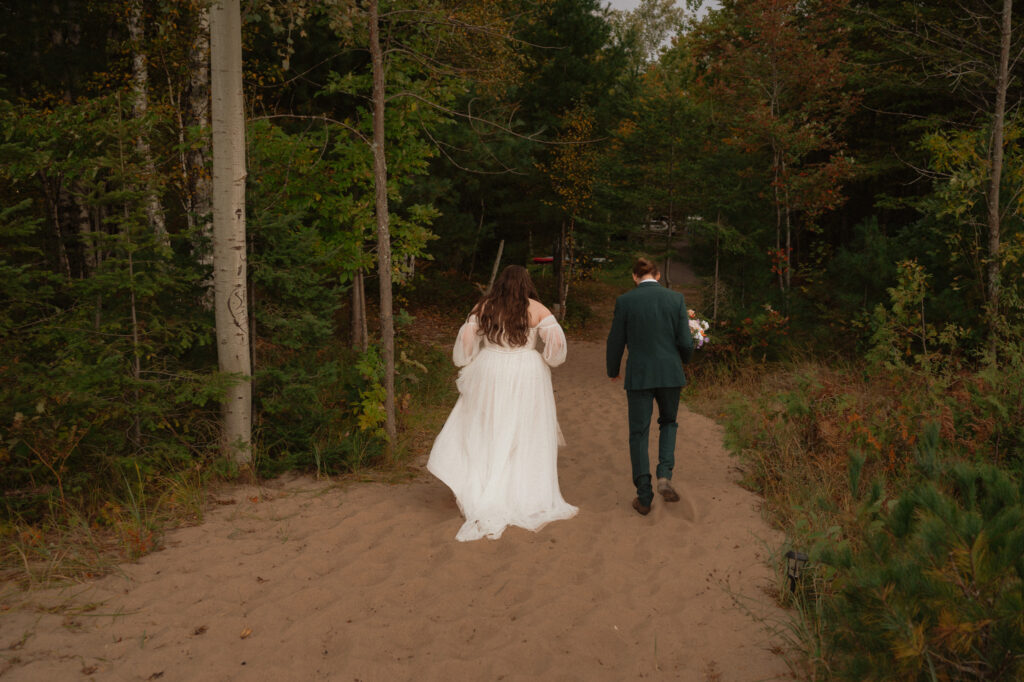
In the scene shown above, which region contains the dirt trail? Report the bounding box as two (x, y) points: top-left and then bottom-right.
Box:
(1, 256), (792, 682)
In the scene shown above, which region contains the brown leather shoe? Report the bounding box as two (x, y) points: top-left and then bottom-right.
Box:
(657, 478), (680, 502)
(632, 497), (651, 516)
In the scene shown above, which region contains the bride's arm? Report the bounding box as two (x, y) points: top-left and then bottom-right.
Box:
(536, 315), (567, 367)
(453, 314), (482, 367)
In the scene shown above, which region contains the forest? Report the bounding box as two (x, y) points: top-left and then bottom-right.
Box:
(2, 0), (1023, 678)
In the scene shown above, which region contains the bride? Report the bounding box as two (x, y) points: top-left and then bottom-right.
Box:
(427, 265), (578, 541)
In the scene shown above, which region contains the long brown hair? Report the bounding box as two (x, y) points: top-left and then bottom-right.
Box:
(473, 265), (540, 346)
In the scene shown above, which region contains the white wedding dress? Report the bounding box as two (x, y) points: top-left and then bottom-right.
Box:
(427, 314), (578, 541)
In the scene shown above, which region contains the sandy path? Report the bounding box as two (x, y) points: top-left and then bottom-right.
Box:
(1, 277), (791, 682)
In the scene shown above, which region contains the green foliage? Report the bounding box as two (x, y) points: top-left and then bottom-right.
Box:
(252, 342), (389, 477)
(243, 123), (453, 473)
(354, 345), (387, 436)
(820, 217), (901, 326)
(867, 260), (968, 369)
(688, 0), (857, 296)
(0, 94), (222, 525)
(819, 462), (1024, 681)
(699, 337), (1024, 679)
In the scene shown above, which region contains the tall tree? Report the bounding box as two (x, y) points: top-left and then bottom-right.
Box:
(609, 0), (687, 72)
(692, 0), (856, 295)
(309, 0), (520, 445)
(855, 0), (1023, 345)
(210, 0), (252, 466)
(127, 0), (169, 248)
(509, 0), (628, 293)
(538, 104), (598, 318)
(190, 1), (213, 280)
(986, 0), (1013, 346)
(367, 0), (397, 447)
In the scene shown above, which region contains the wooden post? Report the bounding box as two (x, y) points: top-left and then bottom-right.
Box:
(486, 239), (504, 294)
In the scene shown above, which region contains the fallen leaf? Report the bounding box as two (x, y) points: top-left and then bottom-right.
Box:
(240, 627), (253, 639)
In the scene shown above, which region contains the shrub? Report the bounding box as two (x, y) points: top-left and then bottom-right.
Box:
(818, 462), (1024, 681)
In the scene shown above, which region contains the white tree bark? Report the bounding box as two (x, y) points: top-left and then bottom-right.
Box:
(191, 2), (214, 280)
(127, 0), (169, 249)
(351, 269), (368, 352)
(369, 0), (397, 448)
(210, 0), (252, 466)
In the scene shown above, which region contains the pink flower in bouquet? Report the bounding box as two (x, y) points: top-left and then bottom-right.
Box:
(688, 309), (710, 349)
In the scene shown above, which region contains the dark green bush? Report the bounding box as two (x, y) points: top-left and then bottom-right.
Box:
(819, 462), (1024, 681)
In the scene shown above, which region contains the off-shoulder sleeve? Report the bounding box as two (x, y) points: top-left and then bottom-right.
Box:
(536, 315), (567, 367)
(453, 314), (482, 367)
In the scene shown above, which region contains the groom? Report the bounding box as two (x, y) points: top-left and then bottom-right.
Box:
(606, 257), (694, 516)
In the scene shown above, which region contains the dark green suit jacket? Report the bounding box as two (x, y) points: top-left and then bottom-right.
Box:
(606, 281), (694, 390)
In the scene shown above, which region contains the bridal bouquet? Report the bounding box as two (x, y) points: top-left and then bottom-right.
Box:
(688, 309), (710, 348)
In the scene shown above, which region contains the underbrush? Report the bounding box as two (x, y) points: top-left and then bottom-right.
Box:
(0, 264), (617, 588)
(685, 343), (1024, 680)
(0, 329), (457, 588)
(1, 263), (611, 587)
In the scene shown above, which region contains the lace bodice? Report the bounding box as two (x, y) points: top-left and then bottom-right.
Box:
(453, 314), (567, 368)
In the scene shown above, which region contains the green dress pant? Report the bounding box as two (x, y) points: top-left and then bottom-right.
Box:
(626, 386), (681, 506)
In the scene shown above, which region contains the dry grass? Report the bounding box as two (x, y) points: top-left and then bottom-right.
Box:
(1, 515), (123, 588)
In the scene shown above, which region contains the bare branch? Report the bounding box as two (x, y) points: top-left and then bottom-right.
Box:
(857, 103), (966, 130)
(417, 120), (525, 176)
(386, 90), (608, 146)
(250, 113), (369, 146)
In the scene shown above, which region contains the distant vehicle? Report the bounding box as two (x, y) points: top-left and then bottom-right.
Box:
(643, 217), (675, 235)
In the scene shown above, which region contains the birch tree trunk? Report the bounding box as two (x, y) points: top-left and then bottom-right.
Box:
(75, 182), (98, 275)
(352, 269), (368, 352)
(210, 0), (252, 467)
(127, 0), (169, 249)
(191, 2), (214, 285)
(560, 222), (574, 318)
(772, 146), (784, 292)
(713, 227), (720, 323)
(39, 171), (72, 281)
(985, 0), (1012, 350)
(369, 0), (397, 448)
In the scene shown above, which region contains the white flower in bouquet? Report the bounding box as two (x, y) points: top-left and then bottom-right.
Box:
(688, 309), (710, 349)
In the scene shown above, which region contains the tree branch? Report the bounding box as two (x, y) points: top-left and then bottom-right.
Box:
(385, 90), (607, 146)
(249, 113), (369, 146)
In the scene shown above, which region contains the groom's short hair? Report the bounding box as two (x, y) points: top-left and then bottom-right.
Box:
(633, 257), (659, 279)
